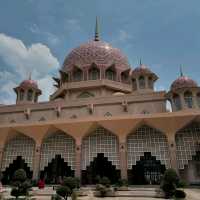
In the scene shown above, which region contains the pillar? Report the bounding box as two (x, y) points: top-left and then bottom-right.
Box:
(119, 141), (128, 180)
(180, 93), (186, 109)
(192, 91), (198, 109)
(32, 145), (41, 180)
(145, 76), (148, 89)
(75, 141), (82, 179)
(0, 146), (3, 170)
(167, 133), (178, 173)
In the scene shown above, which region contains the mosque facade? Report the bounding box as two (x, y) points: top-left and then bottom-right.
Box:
(0, 20), (200, 185)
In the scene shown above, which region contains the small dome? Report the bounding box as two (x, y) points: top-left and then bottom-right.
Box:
(133, 64), (153, 74)
(171, 75), (198, 90)
(132, 64), (158, 80)
(62, 40), (130, 72)
(20, 79), (38, 89)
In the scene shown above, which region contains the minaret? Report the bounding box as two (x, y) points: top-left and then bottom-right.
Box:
(94, 16), (100, 41)
(14, 75), (42, 104)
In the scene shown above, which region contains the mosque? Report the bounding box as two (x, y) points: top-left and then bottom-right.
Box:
(0, 19), (200, 185)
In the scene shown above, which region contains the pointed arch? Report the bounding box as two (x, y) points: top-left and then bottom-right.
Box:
(88, 63), (100, 80)
(81, 126), (120, 171)
(105, 64), (116, 81)
(40, 130), (76, 173)
(175, 121), (200, 170)
(184, 90), (193, 108)
(72, 65), (83, 82)
(127, 124), (170, 171)
(2, 132), (35, 174)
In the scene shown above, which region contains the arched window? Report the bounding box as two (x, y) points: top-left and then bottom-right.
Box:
(197, 93), (200, 108)
(184, 91), (193, 108)
(121, 72), (128, 83)
(132, 78), (137, 91)
(148, 76), (153, 89)
(19, 89), (24, 101)
(106, 69), (116, 81)
(27, 89), (33, 101)
(89, 67), (100, 80)
(139, 76), (145, 89)
(73, 68), (83, 81)
(173, 93), (182, 110)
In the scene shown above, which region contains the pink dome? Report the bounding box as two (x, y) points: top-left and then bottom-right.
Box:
(20, 79), (38, 89)
(171, 76), (198, 90)
(132, 64), (158, 80)
(62, 40), (130, 71)
(132, 64), (153, 74)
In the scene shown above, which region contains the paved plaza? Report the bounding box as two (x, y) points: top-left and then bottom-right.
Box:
(1, 186), (200, 200)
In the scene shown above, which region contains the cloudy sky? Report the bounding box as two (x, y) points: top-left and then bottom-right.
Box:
(0, 0), (200, 104)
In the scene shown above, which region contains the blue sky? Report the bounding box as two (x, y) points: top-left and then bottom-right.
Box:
(0, 0), (200, 104)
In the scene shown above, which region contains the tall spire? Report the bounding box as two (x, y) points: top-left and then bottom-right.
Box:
(180, 65), (183, 77)
(94, 16), (100, 41)
(139, 58), (142, 65)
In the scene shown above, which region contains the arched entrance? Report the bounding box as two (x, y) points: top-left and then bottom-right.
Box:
(81, 127), (120, 184)
(82, 153), (120, 184)
(40, 155), (74, 184)
(1, 134), (35, 184)
(40, 132), (75, 184)
(2, 156), (32, 184)
(127, 125), (170, 184)
(129, 152), (166, 184)
(176, 122), (200, 184)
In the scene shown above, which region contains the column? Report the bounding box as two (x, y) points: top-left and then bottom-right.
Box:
(119, 142), (128, 180)
(0, 146), (3, 170)
(192, 91), (198, 109)
(180, 93), (186, 109)
(136, 78), (140, 90)
(167, 134), (178, 173)
(145, 76), (148, 89)
(75, 142), (82, 179)
(32, 145), (41, 180)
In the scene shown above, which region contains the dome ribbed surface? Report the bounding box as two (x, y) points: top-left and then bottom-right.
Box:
(62, 40), (130, 71)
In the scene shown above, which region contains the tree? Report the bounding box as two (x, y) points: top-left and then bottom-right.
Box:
(56, 177), (80, 200)
(56, 186), (71, 200)
(11, 169), (32, 199)
(161, 169), (179, 198)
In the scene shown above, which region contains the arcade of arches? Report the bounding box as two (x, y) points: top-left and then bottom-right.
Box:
(0, 122), (200, 185)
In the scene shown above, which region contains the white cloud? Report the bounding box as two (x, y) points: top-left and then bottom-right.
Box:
(0, 33), (60, 79)
(37, 75), (56, 102)
(0, 33), (60, 104)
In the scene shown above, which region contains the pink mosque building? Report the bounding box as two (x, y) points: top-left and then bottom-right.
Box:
(0, 19), (200, 185)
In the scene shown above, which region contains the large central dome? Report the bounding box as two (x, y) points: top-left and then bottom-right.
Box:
(62, 40), (130, 72)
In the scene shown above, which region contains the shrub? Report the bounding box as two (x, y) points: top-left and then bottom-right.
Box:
(162, 169), (179, 185)
(56, 185), (71, 200)
(99, 177), (111, 187)
(161, 169), (179, 199)
(63, 177), (79, 191)
(56, 177), (80, 200)
(177, 180), (188, 188)
(117, 179), (128, 187)
(11, 169), (32, 199)
(174, 190), (186, 199)
(161, 182), (176, 198)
